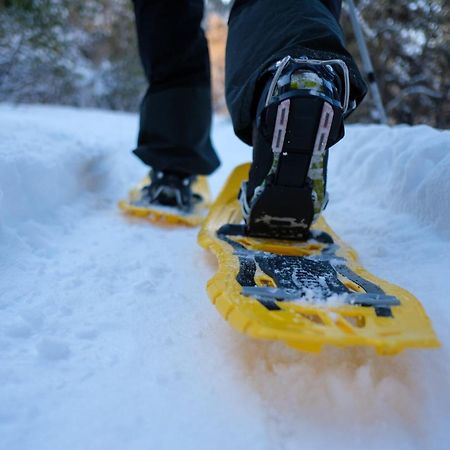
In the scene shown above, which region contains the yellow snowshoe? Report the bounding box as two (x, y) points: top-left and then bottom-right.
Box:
(198, 163), (440, 355)
(119, 171), (211, 227)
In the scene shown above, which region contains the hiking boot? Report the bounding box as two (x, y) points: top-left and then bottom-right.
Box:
(240, 55), (350, 240)
(142, 169), (201, 212)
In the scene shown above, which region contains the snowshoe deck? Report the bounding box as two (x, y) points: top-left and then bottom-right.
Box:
(119, 175), (211, 226)
(198, 163), (440, 355)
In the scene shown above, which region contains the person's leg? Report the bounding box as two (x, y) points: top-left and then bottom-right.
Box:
(226, 0), (367, 239)
(131, 0), (220, 176)
(225, 0), (366, 144)
(320, 0), (342, 21)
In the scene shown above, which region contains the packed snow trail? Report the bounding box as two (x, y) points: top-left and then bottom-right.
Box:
(1, 104), (449, 450)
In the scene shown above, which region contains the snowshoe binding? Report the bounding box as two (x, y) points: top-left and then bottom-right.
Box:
(240, 56), (351, 240)
(119, 169), (211, 226)
(142, 169), (201, 213)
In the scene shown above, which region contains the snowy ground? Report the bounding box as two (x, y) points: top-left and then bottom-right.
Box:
(1, 104), (449, 450)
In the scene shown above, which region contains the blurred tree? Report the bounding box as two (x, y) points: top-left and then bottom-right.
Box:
(0, 0), (77, 103)
(205, 0), (232, 15)
(0, 0), (448, 128)
(207, 13), (227, 113)
(0, 0), (144, 110)
(341, 0), (449, 127)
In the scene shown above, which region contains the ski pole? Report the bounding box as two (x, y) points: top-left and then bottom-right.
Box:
(345, 0), (388, 124)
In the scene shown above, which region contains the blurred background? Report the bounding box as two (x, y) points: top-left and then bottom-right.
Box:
(0, 0), (448, 127)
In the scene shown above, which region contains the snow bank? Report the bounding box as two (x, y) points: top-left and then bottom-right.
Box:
(0, 105), (143, 224)
(330, 124), (450, 237)
(0, 104), (144, 254)
(1, 104), (449, 450)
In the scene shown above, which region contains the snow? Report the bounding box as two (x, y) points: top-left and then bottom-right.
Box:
(1, 103), (449, 450)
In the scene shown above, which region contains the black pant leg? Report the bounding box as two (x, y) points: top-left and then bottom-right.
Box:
(225, 0), (367, 145)
(132, 0), (220, 175)
(320, 0), (342, 21)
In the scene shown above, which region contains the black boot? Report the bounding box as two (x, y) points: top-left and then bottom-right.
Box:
(240, 56), (350, 240)
(141, 169), (202, 213)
